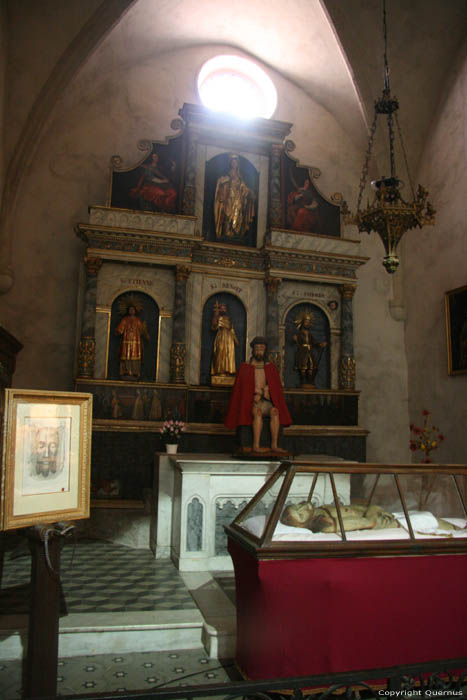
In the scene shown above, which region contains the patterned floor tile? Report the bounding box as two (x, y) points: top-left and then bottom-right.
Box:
(0, 538), (196, 614)
(0, 648), (240, 698)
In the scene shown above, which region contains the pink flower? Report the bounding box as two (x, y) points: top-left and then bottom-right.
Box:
(413, 427), (422, 435)
(422, 409), (430, 416)
(409, 442), (417, 451)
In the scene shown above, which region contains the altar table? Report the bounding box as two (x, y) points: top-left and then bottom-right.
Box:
(152, 454), (350, 571)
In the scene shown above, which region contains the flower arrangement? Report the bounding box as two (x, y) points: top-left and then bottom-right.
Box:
(409, 410), (445, 463)
(159, 419), (186, 445)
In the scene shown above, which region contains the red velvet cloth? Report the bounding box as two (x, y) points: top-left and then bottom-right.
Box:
(228, 539), (467, 680)
(225, 362), (292, 429)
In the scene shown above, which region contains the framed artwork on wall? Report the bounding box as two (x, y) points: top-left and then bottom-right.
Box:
(445, 284), (467, 375)
(1, 389), (92, 530)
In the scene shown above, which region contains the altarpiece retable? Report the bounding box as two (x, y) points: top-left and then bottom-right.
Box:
(74, 103), (369, 504)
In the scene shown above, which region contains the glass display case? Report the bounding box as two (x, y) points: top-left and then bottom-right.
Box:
(225, 460), (467, 681)
(226, 460), (467, 557)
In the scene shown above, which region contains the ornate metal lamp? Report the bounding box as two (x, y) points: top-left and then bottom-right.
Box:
(344, 0), (435, 273)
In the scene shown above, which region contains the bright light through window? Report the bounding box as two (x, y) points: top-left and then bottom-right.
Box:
(198, 55), (277, 119)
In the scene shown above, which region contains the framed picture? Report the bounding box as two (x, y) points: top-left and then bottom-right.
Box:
(445, 284), (467, 375)
(1, 389), (92, 530)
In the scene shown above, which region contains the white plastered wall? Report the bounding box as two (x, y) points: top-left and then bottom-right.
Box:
(404, 39), (467, 464)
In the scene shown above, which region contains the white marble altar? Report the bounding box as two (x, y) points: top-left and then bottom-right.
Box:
(153, 454), (351, 572)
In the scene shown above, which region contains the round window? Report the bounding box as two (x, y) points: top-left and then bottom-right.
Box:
(197, 55), (277, 119)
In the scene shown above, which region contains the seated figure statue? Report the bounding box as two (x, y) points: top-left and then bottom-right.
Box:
(281, 501), (462, 534)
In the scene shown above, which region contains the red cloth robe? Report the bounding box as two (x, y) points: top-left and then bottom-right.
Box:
(224, 362), (292, 429)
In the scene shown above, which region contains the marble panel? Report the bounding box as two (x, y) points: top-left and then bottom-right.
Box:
(94, 310), (110, 378)
(270, 229), (360, 256)
(96, 262), (174, 312)
(200, 275), (250, 310)
(186, 497), (204, 552)
(187, 273), (203, 384)
(278, 280), (339, 329)
(330, 329), (341, 390)
(248, 279), (267, 343)
(89, 206), (196, 236)
(158, 315), (172, 383)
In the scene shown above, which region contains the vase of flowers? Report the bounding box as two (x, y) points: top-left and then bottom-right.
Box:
(160, 420), (185, 454)
(410, 410), (446, 510)
(409, 409), (445, 464)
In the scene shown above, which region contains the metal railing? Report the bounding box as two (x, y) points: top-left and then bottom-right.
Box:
(56, 656), (467, 700)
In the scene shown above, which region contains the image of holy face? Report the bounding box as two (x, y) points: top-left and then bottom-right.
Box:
(33, 426), (61, 478)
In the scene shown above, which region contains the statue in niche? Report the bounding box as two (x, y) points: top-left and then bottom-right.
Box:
(115, 297), (149, 380)
(287, 177), (320, 232)
(211, 301), (238, 386)
(214, 154), (255, 239)
(129, 151), (177, 213)
(292, 309), (327, 387)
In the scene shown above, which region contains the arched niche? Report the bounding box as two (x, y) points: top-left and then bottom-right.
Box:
(200, 292), (246, 385)
(284, 302), (330, 389)
(202, 152), (259, 247)
(107, 291), (159, 381)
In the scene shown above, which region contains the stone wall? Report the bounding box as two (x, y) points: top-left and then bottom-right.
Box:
(404, 39), (467, 463)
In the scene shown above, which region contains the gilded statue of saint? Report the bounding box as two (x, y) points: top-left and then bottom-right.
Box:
(293, 310), (327, 387)
(116, 303), (149, 379)
(214, 154), (255, 239)
(211, 302), (238, 384)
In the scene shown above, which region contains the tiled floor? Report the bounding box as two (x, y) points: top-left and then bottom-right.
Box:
(0, 647), (239, 699)
(0, 537), (238, 698)
(1, 538), (197, 615)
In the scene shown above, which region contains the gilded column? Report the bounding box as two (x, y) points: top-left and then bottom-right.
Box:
(264, 276), (282, 372)
(269, 144), (283, 228)
(339, 284), (356, 390)
(170, 266), (190, 384)
(77, 256), (103, 378)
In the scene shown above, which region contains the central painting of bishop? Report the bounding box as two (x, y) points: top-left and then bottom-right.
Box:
(203, 153), (259, 247)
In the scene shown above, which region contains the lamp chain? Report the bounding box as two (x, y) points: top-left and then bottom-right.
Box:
(395, 113), (416, 200)
(382, 0), (390, 91)
(356, 111), (378, 213)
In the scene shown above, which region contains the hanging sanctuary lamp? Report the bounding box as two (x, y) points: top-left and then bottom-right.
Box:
(344, 0), (436, 273)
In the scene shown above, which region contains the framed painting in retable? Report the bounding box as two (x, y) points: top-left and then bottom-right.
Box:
(445, 284), (467, 375)
(0, 389), (92, 530)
